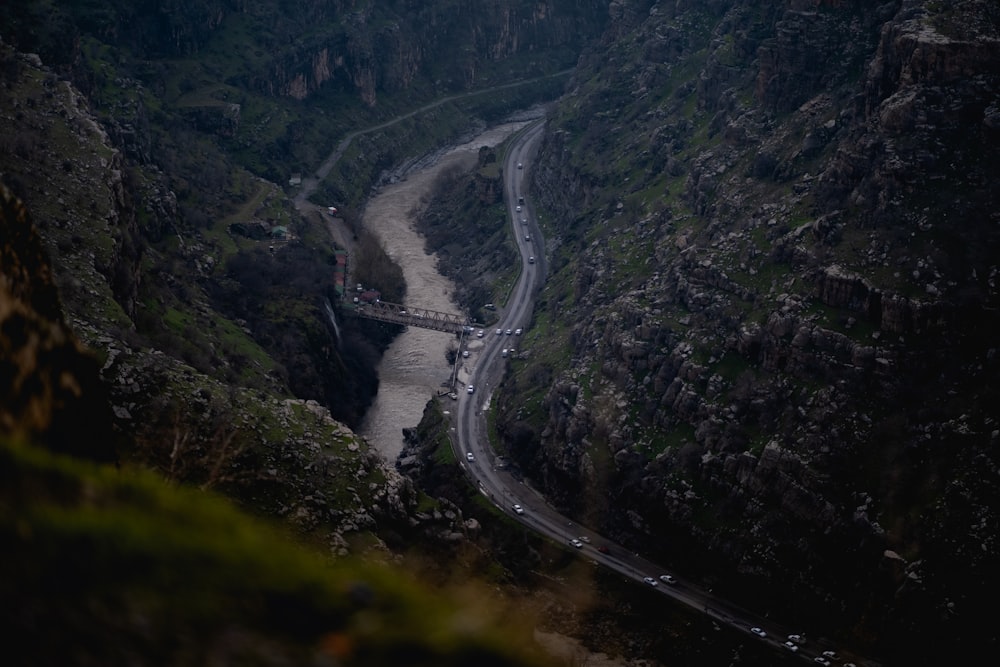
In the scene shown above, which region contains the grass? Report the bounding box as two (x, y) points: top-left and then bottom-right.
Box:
(1, 438), (553, 667)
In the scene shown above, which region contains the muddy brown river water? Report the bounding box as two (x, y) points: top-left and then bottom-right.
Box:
(356, 120), (533, 461)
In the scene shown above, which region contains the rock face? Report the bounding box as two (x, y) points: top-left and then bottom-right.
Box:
(12, 1), (607, 107)
(496, 1), (1000, 662)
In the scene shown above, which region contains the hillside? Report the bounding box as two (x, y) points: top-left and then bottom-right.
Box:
(0, 0), (606, 511)
(4, 0), (1000, 665)
(0, 2), (608, 665)
(483, 1), (1000, 663)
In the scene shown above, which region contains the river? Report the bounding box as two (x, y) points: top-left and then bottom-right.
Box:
(356, 119), (537, 461)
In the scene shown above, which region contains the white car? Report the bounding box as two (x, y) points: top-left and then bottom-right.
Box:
(524, 234), (530, 241)
(512, 504), (524, 515)
(514, 328), (522, 335)
(528, 256), (535, 264)
(642, 577), (658, 587)
(569, 539), (583, 549)
(822, 651), (838, 660)
(814, 659), (831, 667)
(476, 329), (484, 338)
(495, 328), (503, 335)
(466, 384), (474, 394)
(466, 452), (475, 462)
(750, 627), (766, 638)
(506, 329), (512, 335)
(783, 642), (799, 652)
(462, 350), (469, 358)
(517, 162), (523, 169)
(787, 634), (804, 644)
(578, 536), (590, 543)
(516, 205), (522, 212)
(658, 574), (676, 585)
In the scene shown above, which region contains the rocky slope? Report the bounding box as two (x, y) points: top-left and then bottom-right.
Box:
(494, 1), (999, 663)
(1, 176), (558, 666)
(0, 42), (479, 563)
(0, 4), (622, 660)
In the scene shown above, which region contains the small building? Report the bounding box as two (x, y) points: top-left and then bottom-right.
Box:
(270, 225), (289, 240)
(288, 173), (302, 186)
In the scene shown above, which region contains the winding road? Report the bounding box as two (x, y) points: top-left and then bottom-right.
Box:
(291, 75), (874, 666)
(451, 120), (874, 667)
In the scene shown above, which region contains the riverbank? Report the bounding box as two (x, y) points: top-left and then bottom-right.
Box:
(356, 117), (539, 461)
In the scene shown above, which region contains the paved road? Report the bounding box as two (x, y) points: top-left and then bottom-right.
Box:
(452, 120), (874, 667)
(292, 69), (572, 211)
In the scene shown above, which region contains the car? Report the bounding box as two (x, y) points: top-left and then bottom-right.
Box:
(787, 634), (804, 644)
(512, 504), (524, 515)
(461, 350), (469, 358)
(525, 234), (530, 241)
(642, 577), (658, 587)
(476, 329), (484, 338)
(528, 256), (535, 264)
(814, 659), (831, 667)
(597, 545), (610, 554)
(514, 328), (522, 335)
(496, 328), (503, 335)
(516, 205), (522, 212)
(783, 642), (799, 652)
(658, 574), (676, 585)
(569, 539), (583, 549)
(466, 384), (474, 394)
(521, 218), (528, 224)
(843, 663), (857, 667)
(517, 162), (523, 169)
(750, 627), (766, 638)
(466, 452), (475, 462)
(822, 651), (838, 660)
(506, 328), (512, 335)
(578, 536), (590, 543)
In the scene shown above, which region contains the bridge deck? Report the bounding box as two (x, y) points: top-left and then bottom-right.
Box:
(350, 300), (478, 334)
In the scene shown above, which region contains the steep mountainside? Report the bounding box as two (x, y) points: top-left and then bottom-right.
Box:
(0, 0), (607, 610)
(0, 3), (615, 664)
(494, 1), (999, 663)
(1, 181), (554, 667)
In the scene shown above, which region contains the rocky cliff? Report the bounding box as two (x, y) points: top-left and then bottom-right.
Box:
(4, 0), (606, 106)
(497, 1), (1000, 663)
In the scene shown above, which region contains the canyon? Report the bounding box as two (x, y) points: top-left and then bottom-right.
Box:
(2, 1), (999, 665)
